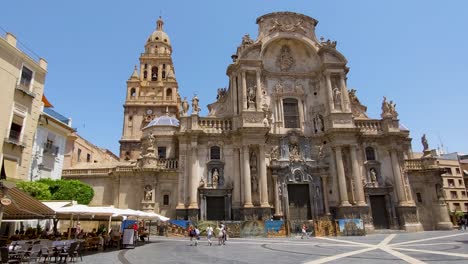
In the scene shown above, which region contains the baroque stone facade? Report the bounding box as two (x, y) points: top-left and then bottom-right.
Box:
(63, 12), (448, 231)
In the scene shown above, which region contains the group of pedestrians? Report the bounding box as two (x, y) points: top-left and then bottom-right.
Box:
(458, 217), (468, 230)
(188, 224), (227, 246)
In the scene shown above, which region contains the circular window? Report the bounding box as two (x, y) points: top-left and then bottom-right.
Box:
(164, 39), (167, 42)
(155, 37), (159, 40)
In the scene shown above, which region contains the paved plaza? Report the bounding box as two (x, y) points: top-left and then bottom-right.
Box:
(82, 230), (468, 264)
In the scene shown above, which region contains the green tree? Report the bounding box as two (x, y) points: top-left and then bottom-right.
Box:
(43, 179), (94, 205)
(16, 181), (52, 200)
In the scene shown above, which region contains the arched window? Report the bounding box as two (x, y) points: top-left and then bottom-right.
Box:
(283, 98), (300, 128)
(365, 147), (376, 161)
(166, 88), (172, 99)
(151, 66), (158, 81)
(163, 194), (169, 205)
(210, 146), (220, 160)
(162, 70), (166, 79)
(143, 70), (147, 79)
(130, 88), (136, 97)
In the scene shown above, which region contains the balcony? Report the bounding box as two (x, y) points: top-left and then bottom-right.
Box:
(15, 83), (36, 98)
(198, 118), (232, 133)
(354, 119), (382, 133)
(4, 130), (27, 148)
(43, 142), (59, 156)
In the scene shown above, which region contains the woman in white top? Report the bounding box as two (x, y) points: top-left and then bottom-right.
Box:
(206, 225), (213, 246)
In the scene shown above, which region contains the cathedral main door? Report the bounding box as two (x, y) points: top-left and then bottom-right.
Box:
(370, 195), (389, 229)
(288, 184), (312, 232)
(206, 196), (225, 220)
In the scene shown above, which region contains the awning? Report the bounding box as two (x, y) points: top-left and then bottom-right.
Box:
(1, 182), (56, 219)
(3, 159), (17, 180)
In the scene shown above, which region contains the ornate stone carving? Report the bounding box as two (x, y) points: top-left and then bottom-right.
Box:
(320, 37), (337, 48)
(243, 112), (263, 123)
(295, 80), (304, 94)
(241, 34), (254, 45)
(276, 45), (294, 72)
(247, 84), (256, 109)
(348, 89), (368, 118)
(269, 18), (306, 34)
(216, 87), (227, 100)
(381, 96), (398, 118)
(144, 185), (153, 202)
(309, 78), (320, 95)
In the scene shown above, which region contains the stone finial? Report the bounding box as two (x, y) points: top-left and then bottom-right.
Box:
(156, 16), (164, 31)
(130, 65), (139, 79)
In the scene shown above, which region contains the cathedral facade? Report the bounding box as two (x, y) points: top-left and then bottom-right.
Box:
(65, 12), (430, 232)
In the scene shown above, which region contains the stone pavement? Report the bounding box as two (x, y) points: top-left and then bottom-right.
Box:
(82, 230), (468, 264)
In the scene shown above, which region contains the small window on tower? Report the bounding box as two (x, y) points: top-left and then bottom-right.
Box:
(144, 64), (147, 69)
(151, 67), (158, 81)
(164, 39), (167, 42)
(162, 71), (166, 79)
(158, 147), (167, 159)
(156, 37), (159, 40)
(166, 88), (172, 99)
(130, 88), (136, 97)
(143, 71), (147, 79)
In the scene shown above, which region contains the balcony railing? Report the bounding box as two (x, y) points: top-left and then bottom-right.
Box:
(5, 129), (27, 148)
(62, 159), (179, 176)
(15, 83), (36, 98)
(354, 119), (382, 132)
(43, 142), (59, 156)
(198, 118), (232, 133)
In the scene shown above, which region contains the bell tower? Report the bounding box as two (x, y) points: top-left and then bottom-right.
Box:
(119, 17), (180, 161)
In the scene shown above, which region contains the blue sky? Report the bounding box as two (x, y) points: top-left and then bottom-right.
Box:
(2, 1), (467, 155)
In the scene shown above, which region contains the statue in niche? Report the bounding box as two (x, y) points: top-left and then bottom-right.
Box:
(289, 144), (300, 161)
(191, 95), (200, 114)
(276, 45), (294, 72)
(144, 185), (153, 201)
(212, 168), (219, 188)
(247, 84), (256, 108)
(181, 97), (189, 115)
(147, 132), (155, 149)
(333, 87), (341, 107)
(270, 146), (279, 160)
(250, 152), (257, 171)
(251, 174), (258, 193)
(370, 168), (378, 186)
(295, 80), (304, 94)
(313, 114), (324, 133)
(421, 134), (429, 151)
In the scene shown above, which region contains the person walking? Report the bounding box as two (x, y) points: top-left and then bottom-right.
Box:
(301, 224), (309, 239)
(188, 225), (195, 246)
(206, 225), (213, 246)
(194, 226), (200, 246)
(218, 224), (225, 246)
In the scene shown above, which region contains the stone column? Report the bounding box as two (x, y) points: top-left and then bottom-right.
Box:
(242, 145), (253, 207)
(259, 145), (269, 207)
(334, 146), (351, 206)
(340, 73), (350, 112)
(113, 176), (120, 208)
(298, 99), (305, 129)
(232, 76), (238, 114)
(232, 147), (241, 208)
(158, 64), (163, 81)
(320, 175), (330, 215)
(325, 73), (335, 112)
(390, 150), (406, 206)
(176, 154), (186, 209)
(256, 69), (262, 110)
(278, 98), (284, 122)
(350, 145), (366, 206)
(241, 71), (248, 110)
(188, 145), (199, 209)
(272, 175), (281, 216)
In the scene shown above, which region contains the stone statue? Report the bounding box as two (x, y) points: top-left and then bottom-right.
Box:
(274, 81), (283, 95)
(191, 95), (200, 114)
(148, 132), (155, 148)
(212, 168), (219, 188)
(333, 87), (341, 106)
(144, 185), (153, 201)
(250, 152), (257, 170)
(270, 146), (279, 160)
(247, 85), (256, 104)
(181, 97), (189, 115)
(295, 80), (304, 94)
(276, 45), (294, 72)
(313, 114), (323, 133)
(381, 96), (398, 118)
(242, 34), (254, 45)
(251, 175), (258, 193)
(370, 168), (377, 183)
(421, 134), (429, 151)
